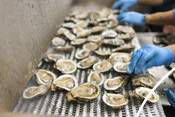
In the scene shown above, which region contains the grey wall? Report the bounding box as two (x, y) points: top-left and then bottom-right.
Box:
(0, 0), (72, 112)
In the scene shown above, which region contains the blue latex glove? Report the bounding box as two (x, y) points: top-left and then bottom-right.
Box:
(127, 44), (174, 74)
(163, 88), (175, 109)
(112, 0), (137, 13)
(117, 11), (147, 26)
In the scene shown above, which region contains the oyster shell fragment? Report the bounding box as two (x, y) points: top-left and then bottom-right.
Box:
(113, 62), (130, 73)
(87, 70), (104, 86)
(75, 49), (90, 59)
(52, 37), (65, 46)
(77, 56), (98, 69)
(93, 60), (112, 73)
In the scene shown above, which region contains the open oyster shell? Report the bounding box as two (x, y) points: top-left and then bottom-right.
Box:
(75, 49), (90, 59)
(108, 52), (131, 64)
(54, 60), (77, 74)
(52, 74), (78, 91)
(77, 30), (92, 38)
(83, 42), (101, 51)
(107, 20), (119, 28)
(90, 26), (105, 34)
(94, 50), (111, 57)
(113, 62), (130, 73)
(77, 56), (98, 69)
(102, 29), (117, 38)
(90, 11), (100, 21)
(118, 33), (135, 41)
(114, 25), (134, 34)
(52, 37), (65, 46)
(75, 12), (89, 19)
(103, 38), (124, 46)
(88, 35), (103, 43)
(102, 93), (129, 109)
(112, 44), (135, 53)
(64, 32), (76, 41)
(132, 73), (156, 88)
(23, 85), (49, 99)
(62, 22), (76, 29)
(45, 54), (65, 62)
(71, 39), (87, 46)
(72, 27), (84, 34)
(56, 27), (69, 36)
(93, 60), (112, 73)
(76, 20), (88, 28)
(55, 46), (74, 53)
(104, 76), (129, 91)
(87, 70), (104, 86)
(131, 87), (159, 103)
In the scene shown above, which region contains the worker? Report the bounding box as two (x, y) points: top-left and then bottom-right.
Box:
(112, 0), (175, 109)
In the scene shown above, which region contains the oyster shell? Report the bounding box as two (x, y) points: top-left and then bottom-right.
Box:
(113, 62), (130, 73)
(66, 82), (100, 103)
(87, 70), (104, 86)
(77, 30), (92, 38)
(88, 35), (103, 42)
(132, 73), (156, 88)
(90, 11), (100, 21)
(100, 7), (112, 18)
(56, 27), (69, 35)
(55, 46), (74, 52)
(52, 37), (65, 46)
(72, 27), (84, 34)
(93, 60), (112, 73)
(54, 60), (77, 73)
(69, 11), (80, 17)
(102, 93), (129, 109)
(77, 56), (98, 69)
(52, 74), (78, 91)
(75, 12), (89, 19)
(114, 25), (134, 34)
(132, 87), (159, 103)
(35, 69), (56, 85)
(75, 49), (90, 59)
(45, 53), (65, 62)
(71, 39), (87, 46)
(102, 30), (117, 38)
(112, 9), (120, 14)
(76, 20), (88, 28)
(94, 50), (111, 57)
(118, 33), (135, 41)
(109, 52), (131, 64)
(103, 38), (124, 46)
(83, 42), (101, 51)
(107, 20), (119, 28)
(62, 22), (76, 29)
(112, 44), (135, 53)
(64, 32), (76, 41)
(104, 76), (129, 91)
(23, 85), (49, 99)
(90, 26), (105, 34)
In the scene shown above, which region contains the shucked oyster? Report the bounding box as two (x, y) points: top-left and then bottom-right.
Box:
(90, 26), (105, 34)
(90, 11), (100, 21)
(118, 33), (135, 41)
(52, 37), (65, 46)
(113, 62), (130, 73)
(52, 74), (78, 91)
(103, 38), (124, 46)
(102, 30), (117, 38)
(94, 50), (111, 57)
(112, 44), (135, 53)
(88, 35), (103, 43)
(132, 73), (156, 88)
(114, 25), (134, 34)
(72, 27), (84, 34)
(45, 53), (65, 62)
(132, 87), (159, 103)
(62, 22), (76, 29)
(87, 70), (104, 86)
(23, 85), (49, 99)
(109, 52), (131, 64)
(54, 60), (77, 73)
(77, 30), (92, 38)
(93, 60), (112, 73)
(75, 12), (89, 19)
(75, 49), (90, 59)
(71, 38), (87, 46)
(77, 56), (98, 69)
(100, 7), (112, 18)
(35, 69), (57, 85)
(83, 42), (102, 51)
(107, 20), (119, 28)
(104, 76), (129, 91)
(102, 93), (129, 109)
(56, 27), (69, 35)
(55, 46), (74, 52)
(66, 82), (100, 103)
(64, 32), (76, 41)
(76, 20), (88, 28)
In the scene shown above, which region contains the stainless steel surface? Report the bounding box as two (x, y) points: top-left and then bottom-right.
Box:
(137, 32), (175, 106)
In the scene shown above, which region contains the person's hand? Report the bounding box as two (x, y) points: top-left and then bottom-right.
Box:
(127, 44), (174, 74)
(112, 0), (137, 13)
(164, 88), (175, 109)
(117, 11), (147, 26)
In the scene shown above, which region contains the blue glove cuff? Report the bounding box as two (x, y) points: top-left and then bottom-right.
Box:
(164, 47), (175, 66)
(141, 14), (148, 26)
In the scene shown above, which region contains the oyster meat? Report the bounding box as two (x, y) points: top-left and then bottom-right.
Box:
(112, 44), (135, 53)
(64, 32), (76, 41)
(77, 30), (92, 38)
(83, 42), (101, 51)
(103, 38), (124, 46)
(56, 27), (69, 35)
(104, 76), (129, 91)
(132, 73), (156, 88)
(35, 69), (56, 85)
(75, 49), (90, 59)
(54, 60), (77, 73)
(94, 50), (111, 56)
(93, 60), (112, 73)
(90, 26), (105, 34)
(109, 52), (131, 64)
(62, 22), (76, 29)
(102, 93), (129, 109)
(113, 62), (130, 73)
(23, 85), (49, 99)
(132, 87), (159, 103)
(52, 37), (65, 46)
(87, 70), (104, 86)
(88, 35), (103, 42)
(52, 74), (78, 91)
(66, 82), (100, 103)
(102, 30), (117, 38)
(77, 56), (98, 69)
(55, 46), (74, 52)
(45, 53), (65, 62)
(71, 38), (87, 46)
(114, 25), (134, 34)
(118, 33), (135, 41)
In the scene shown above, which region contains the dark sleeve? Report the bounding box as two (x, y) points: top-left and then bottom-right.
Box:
(163, 0), (175, 5)
(173, 9), (175, 20)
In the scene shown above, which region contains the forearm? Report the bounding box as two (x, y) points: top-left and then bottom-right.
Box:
(145, 9), (175, 25)
(166, 44), (175, 58)
(137, 0), (163, 6)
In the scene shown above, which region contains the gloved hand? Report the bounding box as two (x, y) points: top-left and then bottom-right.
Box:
(127, 44), (174, 74)
(163, 88), (175, 109)
(112, 0), (137, 13)
(117, 11), (147, 26)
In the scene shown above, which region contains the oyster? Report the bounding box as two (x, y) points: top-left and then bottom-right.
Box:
(71, 38), (87, 46)
(109, 52), (131, 64)
(107, 20), (119, 28)
(76, 20), (88, 28)
(55, 46), (74, 52)
(45, 53), (65, 62)
(52, 37), (65, 46)
(102, 93), (129, 109)
(77, 56), (98, 69)
(112, 44), (135, 53)
(75, 12), (89, 19)
(102, 30), (117, 38)
(75, 49), (90, 59)
(62, 22), (76, 29)
(132, 73), (156, 88)
(69, 11), (80, 17)
(93, 60), (112, 73)
(56, 27), (69, 35)
(90, 11), (100, 21)
(132, 87), (159, 103)
(23, 85), (49, 99)
(118, 33), (135, 41)
(35, 69), (56, 85)
(52, 74), (78, 91)
(100, 7), (112, 18)
(66, 82), (100, 103)
(54, 60), (77, 73)
(112, 9), (120, 14)
(113, 62), (130, 73)
(97, 17), (109, 22)
(72, 27), (84, 34)
(103, 38), (124, 46)
(87, 70), (104, 86)
(64, 32), (76, 41)
(90, 26), (105, 34)
(94, 50), (111, 57)
(77, 30), (92, 38)
(88, 35), (103, 42)
(114, 25), (134, 34)
(104, 76), (129, 91)
(83, 42), (101, 51)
